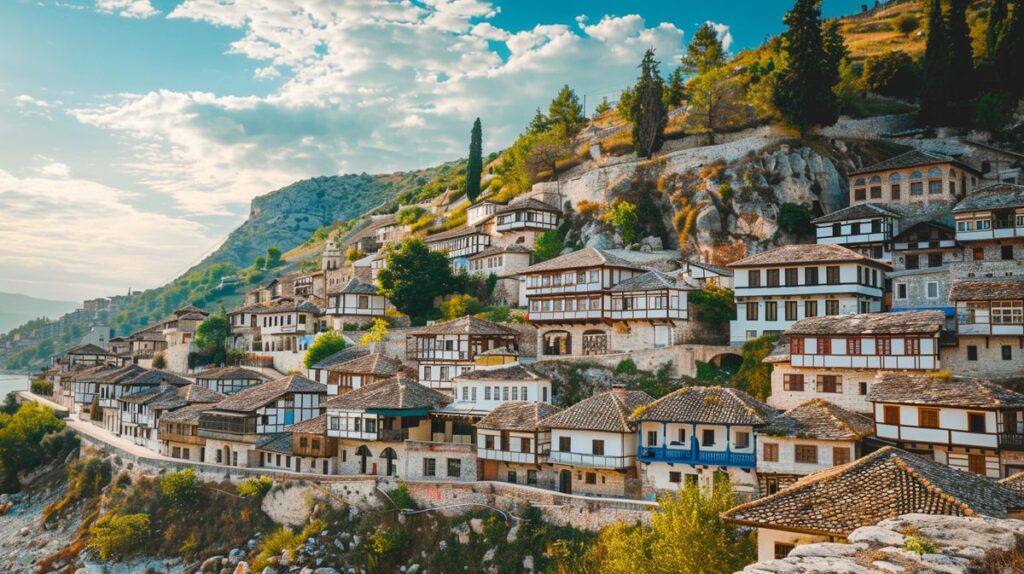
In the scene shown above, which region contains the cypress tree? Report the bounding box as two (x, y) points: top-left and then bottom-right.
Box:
(823, 20), (849, 89)
(772, 0), (839, 135)
(946, 0), (975, 127)
(664, 67), (686, 109)
(682, 23), (726, 76)
(995, 0), (1024, 98)
(465, 118), (483, 202)
(920, 0), (950, 125)
(987, 0), (1009, 60)
(631, 49), (668, 159)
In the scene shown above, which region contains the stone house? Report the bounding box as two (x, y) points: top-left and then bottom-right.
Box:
(192, 366), (271, 395)
(868, 373), (1024, 478)
(811, 203), (902, 261)
(765, 311), (946, 414)
(888, 221), (959, 320)
(950, 183), (1024, 273)
(119, 383), (225, 452)
(254, 414), (338, 475)
(755, 399), (873, 497)
(722, 446), (1024, 563)
(324, 278), (391, 330)
(424, 225), (492, 270)
(196, 375), (327, 468)
(946, 278), (1024, 379)
(406, 316), (520, 393)
(227, 298), (324, 353)
(476, 401), (560, 489)
(158, 404), (209, 462)
(538, 387), (654, 499)
(633, 386), (773, 500)
(848, 150), (981, 209)
(727, 244), (891, 345)
(466, 244), (534, 307)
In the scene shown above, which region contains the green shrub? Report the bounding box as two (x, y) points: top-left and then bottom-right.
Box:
(303, 330), (346, 368)
(615, 359), (639, 375)
(718, 182), (734, 204)
(388, 483), (418, 510)
(89, 513), (151, 560)
(30, 380), (53, 395)
(903, 535), (939, 555)
(778, 203), (814, 235)
(237, 476), (273, 498)
(160, 468), (200, 508)
(534, 230), (565, 261)
(689, 284), (736, 324)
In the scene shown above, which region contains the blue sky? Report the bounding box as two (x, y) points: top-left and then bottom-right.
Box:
(0, 0), (867, 302)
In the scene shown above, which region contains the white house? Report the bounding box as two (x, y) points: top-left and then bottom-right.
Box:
(406, 316), (520, 392)
(475, 401), (560, 488)
(192, 366), (270, 395)
(811, 203), (901, 261)
(119, 384), (225, 452)
(324, 278), (391, 330)
(727, 244), (891, 345)
(448, 357), (553, 416)
(946, 278), (1024, 380)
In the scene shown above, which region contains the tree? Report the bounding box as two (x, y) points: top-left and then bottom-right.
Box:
(895, 13), (920, 35)
(863, 51), (919, 100)
(664, 67), (686, 109)
(946, 0), (975, 127)
(778, 202), (815, 235)
(527, 108), (550, 134)
(89, 513), (151, 561)
(547, 84), (585, 136)
(439, 293), (483, 321)
(974, 91), (1013, 132)
(533, 230), (565, 261)
(594, 97), (612, 115)
(151, 353), (166, 370)
(617, 85), (636, 123)
(377, 238), (459, 322)
(266, 246), (283, 268)
(358, 318), (389, 346)
(631, 49), (668, 159)
(603, 199), (641, 245)
(466, 118), (483, 202)
(920, 0), (950, 124)
(681, 22), (726, 76)
(734, 334), (777, 400)
(986, 0), (1009, 60)
(773, 0), (840, 134)
(687, 66), (744, 144)
(688, 284), (736, 323)
(161, 468), (201, 508)
(194, 312), (229, 365)
(0, 402), (66, 491)
(823, 20), (848, 90)
(994, 0), (1024, 98)
(345, 246), (366, 264)
(526, 128), (573, 182)
(303, 330), (346, 368)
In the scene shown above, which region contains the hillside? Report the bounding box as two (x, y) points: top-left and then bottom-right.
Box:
(838, 0), (989, 63)
(0, 293), (77, 336)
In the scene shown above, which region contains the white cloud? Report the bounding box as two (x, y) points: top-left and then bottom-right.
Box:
(68, 1), (685, 216)
(254, 65), (281, 80)
(0, 166), (216, 299)
(95, 0), (158, 19)
(15, 94), (54, 119)
(706, 21), (734, 52)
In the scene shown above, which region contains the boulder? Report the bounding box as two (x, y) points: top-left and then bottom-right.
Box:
(201, 556), (224, 573)
(233, 563), (251, 574)
(639, 236), (663, 251)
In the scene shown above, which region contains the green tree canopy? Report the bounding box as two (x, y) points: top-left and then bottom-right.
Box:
(194, 312), (228, 353)
(603, 199), (641, 245)
(863, 50), (919, 100)
(773, 0), (841, 134)
(920, 0), (950, 124)
(778, 202), (815, 235)
(631, 48), (668, 159)
(547, 84), (585, 136)
(527, 107), (550, 135)
(594, 96), (612, 115)
(735, 334), (778, 400)
(377, 238), (459, 323)
(681, 22), (726, 76)
(303, 330), (347, 369)
(664, 67), (686, 109)
(688, 284), (736, 324)
(533, 230), (565, 261)
(466, 118), (483, 202)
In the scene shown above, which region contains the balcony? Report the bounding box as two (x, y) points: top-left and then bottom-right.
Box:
(378, 428), (409, 441)
(477, 448), (542, 465)
(637, 446), (756, 469)
(999, 433), (1024, 451)
(547, 450), (635, 469)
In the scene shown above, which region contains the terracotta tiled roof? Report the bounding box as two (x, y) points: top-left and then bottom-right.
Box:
(520, 247), (645, 274)
(539, 389), (653, 433)
(609, 270), (701, 292)
(785, 311), (946, 336)
(849, 150), (977, 176)
(210, 375), (326, 413)
(952, 183), (1024, 212)
(193, 366), (271, 382)
(323, 377), (451, 411)
(722, 446), (1024, 536)
(949, 279), (1024, 301)
(866, 374), (1024, 409)
(476, 401), (560, 432)
(728, 244), (891, 268)
(327, 353), (403, 376)
(811, 203), (901, 224)
(760, 399), (874, 440)
(454, 364), (546, 382)
(310, 347), (371, 369)
(286, 413), (328, 434)
(495, 197), (560, 214)
(632, 386), (774, 425)
(409, 316), (519, 337)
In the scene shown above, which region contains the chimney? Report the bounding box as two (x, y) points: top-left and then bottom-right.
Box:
(611, 383), (627, 398)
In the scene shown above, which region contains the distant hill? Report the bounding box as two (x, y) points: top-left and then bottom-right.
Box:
(0, 292), (77, 335)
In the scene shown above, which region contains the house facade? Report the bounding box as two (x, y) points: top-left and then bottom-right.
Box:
(888, 221), (960, 318)
(476, 401), (560, 488)
(947, 279), (1024, 379)
(848, 150), (981, 208)
(811, 203), (901, 261)
(324, 279), (390, 330)
(406, 316), (520, 392)
(120, 384), (225, 452)
(192, 366), (270, 395)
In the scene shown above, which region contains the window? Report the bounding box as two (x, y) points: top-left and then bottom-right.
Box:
(677, 428), (687, 444)
(485, 435), (495, 449)
(1002, 245), (1015, 260)
(826, 266), (840, 285)
(748, 270), (761, 288)
(967, 345), (978, 361)
(972, 247), (984, 261)
(585, 472), (597, 484)
(817, 375), (841, 393)
(905, 254), (919, 269)
(507, 471), (517, 484)
(919, 408), (940, 429)
(763, 443), (779, 462)
(785, 268), (798, 286)
(883, 405), (900, 425)
(804, 300), (818, 318)
(928, 180), (943, 194)
(765, 301), (777, 321)
(847, 337), (861, 355)
(559, 436), (571, 452)
(968, 454), (987, 475)
(447, 458), (461, 478)
(905, 337), (920, 356)
(1003, 346), (1013, 361)
(702, 429), (716, 447)
(825, 300), (839, 316)
(785, 301), (798, 321)
(833, 447), (851, 465)
(818, 337), (832, 355)
(783, 374), (805, 391)
(795, 445), (818, 464)
(592, 439), (605, 456)
(746, 302), (759, 321)
(928, 253), (943, 268)
(521, 438), (531, 454)
(767, 269), (780, 287)
(669, 471), (682, 484)
(774, 544), (795, 560)
(527, 470), (537, 485)
(765, 476), (780, 495)
(423, 458), (436, 477)
(911, 181), (923, 195)
(805, 267), (819, 286)
(926, 282), (939, 299)
(734, 431), (750, 449)
(832, 223), (842, 237)
(646, 430), (658, 446)
(484, 386), (491, 400)
(859, 381), (869, 395)
(968, 412), (986, 433)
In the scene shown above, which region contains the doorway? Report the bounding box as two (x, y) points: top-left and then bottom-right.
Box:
(558, 469), (572, 494)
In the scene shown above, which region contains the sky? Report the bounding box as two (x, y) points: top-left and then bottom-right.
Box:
(0, 0), (867, 302)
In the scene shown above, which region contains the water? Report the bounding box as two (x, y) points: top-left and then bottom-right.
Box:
(0, 373), (29, 397)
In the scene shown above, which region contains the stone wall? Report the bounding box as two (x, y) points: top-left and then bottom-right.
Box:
(816, 113), (917, 139)
(539, 344), (742, 378)
(403, 440), (478, 482)
(940, 336), (1024, 380)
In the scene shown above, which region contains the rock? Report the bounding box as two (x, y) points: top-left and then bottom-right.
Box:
(438, 540), (447, 551)
(233, 563), (251, 574)
(522, 555), (534, 572)
(201, 556), (224, 573)
(313, 568), (340, 574)
(18, 527), (29, 537)
(229, 548), (247, 561)
(261, 569), (278, 574)
(872, 561), (904, 573)
(787, 543), (858, 558)
(639, 236), (663, 251)
(247, 538), (260, 550)
(406, 565), (420, 574)
(848, 526), (905, 547)
(483, 547), (496, 562)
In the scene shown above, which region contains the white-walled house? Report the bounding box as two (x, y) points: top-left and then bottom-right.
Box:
(633, 386), (773, 500)
(811, 203), (901, 261)
(476, 401), (560, 488)
(727, 244), (891, 345)
(947, 278), (1024, 380)
(119, 384), (225, 452)
(324, 278), (391, 330)
(868, 373), (1024, 478)
(466, 245), (534, 307)
(678, 260), (734, 289)
(722, 447), (1024, 563)
(318, 352), (404, 396)
(406, 316), (520, 392)
(98, 368), (194, 434)
(448, 359), (553, 416)
(765, 310), (946, 414)
(192, 366), (270, 395)
(538, 387), (654, 498)
(755, 399), (873, 497)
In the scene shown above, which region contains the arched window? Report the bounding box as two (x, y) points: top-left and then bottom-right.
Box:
(889, 173), (903, 199)
(854, 177), (867, 186)
(927, 167), (944, 194)
(869, 175), (882, 184)
(889, 173), (901, 183)
(910, 171), (923, 179)
(869, 175), (883, 199)
(927, 167), (943, 178)
(542, 331), (571, 356)
(949, 168), (957, 178)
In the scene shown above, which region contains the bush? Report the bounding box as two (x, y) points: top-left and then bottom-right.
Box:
(778, 203), (814, 235)
(237, 476), (273, 498)
(44, 454), (111, 522)
(894, 13), (919, 35)
(160, 468), (201, 508)
(689, 284), (736, 324)
(615, 359), (639, 375)
(603, 199), (641, 245)
(903, 535), (939, 555)
(89, 513), (151, 560)
(303, 330), (346, 369)
(439, 294), (484, 321)
(863, 51), (919, 100)
(734, 335), (778, 400)
(388, 483), (418, 510)
(30, 380), (53, 396)
(534, 230), (565, 262)
(151, 353), (166, 370)
(718, 182), (734, 204)
(0, 402), (67, 491)
(358, 318), (390, 345)
(975, 92), (1013, 133)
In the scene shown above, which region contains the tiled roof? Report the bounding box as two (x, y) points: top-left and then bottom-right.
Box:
(539, 389), (654, 433)
(811, 203), (902, 224)
(159, 403), (207, 424)
(424, 224), (486, 242)
(952, 183), (1024, 212)
(326, 353), (403, 376)
(632, 386), (774, 425)
(722, 447), (1024, 536)
(62, 365), (109, 382)
(495, 197), (560, 214)
(125, 370), (193, 388)
(259, 298), (322, 314)
(194, 366), (271, 382)
(949, 279), (1024, 301)
(519, 247), (646, 274)
(211, 375), (326, 413)
(850, 150), (977, 176)
(66, 343), (108, 355)
(785, 311), (946, 336)
(286, 413), (328, 435)
(338, 278), (378, 295)
(760, 399), (874, 440)
(120, 384), (225, 409)
(764, 341), (791, 364)
(453, 364), (546, 382)
(999, 471), (1024, 495)
(681, 260), (734, 277)
(310, 346), (371, 369)
(866, 373), (1024, 409)
(323, 377), (451, 411)
(467, 244), (533, 260)
(409, 316), (519, 337)
(86, 365), (148, 384)
(255, 432), (293, 455)
(476, 401), (561, 431)
(609, 270), (701, 292)
(179, 384), (227, 404)
(727, 244), (891, 268)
